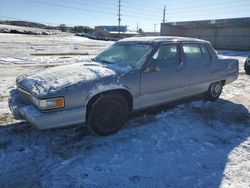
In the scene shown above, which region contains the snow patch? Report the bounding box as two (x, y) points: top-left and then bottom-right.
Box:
(17, 62), (132, 96)
(17, 62), (116, 96)
(0, 24), (61, 35)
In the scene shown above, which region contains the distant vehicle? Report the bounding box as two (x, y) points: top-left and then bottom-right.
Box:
(244, 55), (250, 75)
(9, 37), (239, 135)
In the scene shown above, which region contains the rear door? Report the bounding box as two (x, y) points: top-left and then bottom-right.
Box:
(181, 43), (214, 96)
(140, 43), (185, 108)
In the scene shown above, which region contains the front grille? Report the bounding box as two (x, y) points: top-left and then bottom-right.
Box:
(17, 86), (32, 104)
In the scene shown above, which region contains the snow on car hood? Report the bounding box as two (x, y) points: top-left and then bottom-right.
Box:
(17, 62), (131, 96)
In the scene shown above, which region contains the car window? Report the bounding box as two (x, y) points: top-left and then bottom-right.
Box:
(151, 44), (180, 69)
(200, 44), (211, 63)
(183, 43), (210, 65)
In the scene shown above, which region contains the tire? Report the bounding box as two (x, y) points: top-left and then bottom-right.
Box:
(245, 69), (250, 75)
(245, 62), (250, 75)
(205, 81), (223, 102)
(87, 93), (129, 136)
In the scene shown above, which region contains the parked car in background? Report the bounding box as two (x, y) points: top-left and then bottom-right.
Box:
(9, 36), (239, 136)
(244, 55), (250, 75)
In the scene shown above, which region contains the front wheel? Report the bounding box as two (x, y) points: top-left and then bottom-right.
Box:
(245, 69), (250, 75)
(87, 93), (129, 136)
(205, 81), (223, 102)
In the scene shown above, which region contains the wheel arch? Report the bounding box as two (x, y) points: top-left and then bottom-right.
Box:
(85, 88), (133, 123)
(221, 79), (226, 86)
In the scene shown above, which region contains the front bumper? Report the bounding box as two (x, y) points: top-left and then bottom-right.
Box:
(8, 89), (86, 130)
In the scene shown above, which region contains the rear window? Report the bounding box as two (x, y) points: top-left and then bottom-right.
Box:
(183, 43), (210, 65)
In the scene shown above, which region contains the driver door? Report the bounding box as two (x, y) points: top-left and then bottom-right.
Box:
(140, 43), (185, 108)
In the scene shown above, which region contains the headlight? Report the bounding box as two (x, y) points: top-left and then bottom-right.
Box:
(32, 97), (64, 110)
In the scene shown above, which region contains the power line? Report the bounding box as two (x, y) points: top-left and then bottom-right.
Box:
(117, 2), (248, 21)
(122, 0), (249, 15)
(123, 14), (159, 21)
(122, 0), (164, 10)
(166, 5), (250, 15)
(59, 0), (160, 16)
(60, 0), (117, 12)
(121, 8), (161, 18)
(167, 4), (250, 14)
(122, 3), (161, 13)
(122, 0), (249, 12)
(23, 0), (160, 21)
(167, 0), (250, 11)
(26, 0), (116, 15)
(5, 0), (248, 31)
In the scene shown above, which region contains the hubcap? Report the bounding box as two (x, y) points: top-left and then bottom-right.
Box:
(95, 100), (122, 132)
(211, 82), (222, 97)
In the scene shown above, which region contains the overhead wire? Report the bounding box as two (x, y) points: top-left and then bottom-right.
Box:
(1, 0), (249, 29)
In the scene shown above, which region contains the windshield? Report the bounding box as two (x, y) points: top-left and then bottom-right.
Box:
(95, 43), (152, 68)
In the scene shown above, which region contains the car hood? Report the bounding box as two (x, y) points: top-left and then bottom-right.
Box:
(17, 62), (132, 97)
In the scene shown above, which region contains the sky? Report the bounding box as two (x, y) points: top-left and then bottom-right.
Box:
(0, 0), (250, 32)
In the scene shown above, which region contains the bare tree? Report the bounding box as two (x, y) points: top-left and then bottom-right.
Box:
(59, 24), (68, 32)
(74, 26), (85, 33)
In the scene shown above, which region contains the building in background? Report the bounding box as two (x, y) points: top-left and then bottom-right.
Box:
(108, 31), (138, 38)
(143, 32), (160, 36)
(161, 17), (250, 50)
(95, 25), (138, 39)
(95, 25), (127, 32)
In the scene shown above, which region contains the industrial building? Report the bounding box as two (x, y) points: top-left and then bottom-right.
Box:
(94, 25), (138, 39)
(161, 17), (250, 50)
(95, 25), (127, 32)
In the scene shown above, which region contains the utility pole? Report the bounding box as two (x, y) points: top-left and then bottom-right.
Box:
(118, 0), (121, 38)
(154, 24), (157, 33)
(136, 22), (139, 32)
(163, 5), (166, 23)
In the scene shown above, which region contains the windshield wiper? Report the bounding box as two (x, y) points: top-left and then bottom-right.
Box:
(93, 57), (114, 64)
(100, 60), (114, 64)
(95, 59), (114, 64)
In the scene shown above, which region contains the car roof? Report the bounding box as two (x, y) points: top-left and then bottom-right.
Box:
(119, 36), (209, 43)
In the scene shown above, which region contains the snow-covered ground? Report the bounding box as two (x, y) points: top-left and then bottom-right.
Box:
(0, 33), (250, 188)
(0, 24), (61, 35)
(0, 33), (112, 64)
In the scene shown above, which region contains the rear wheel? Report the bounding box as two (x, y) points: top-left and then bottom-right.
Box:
(87, 93), (129, 136)
(205, 81), (223, 102)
